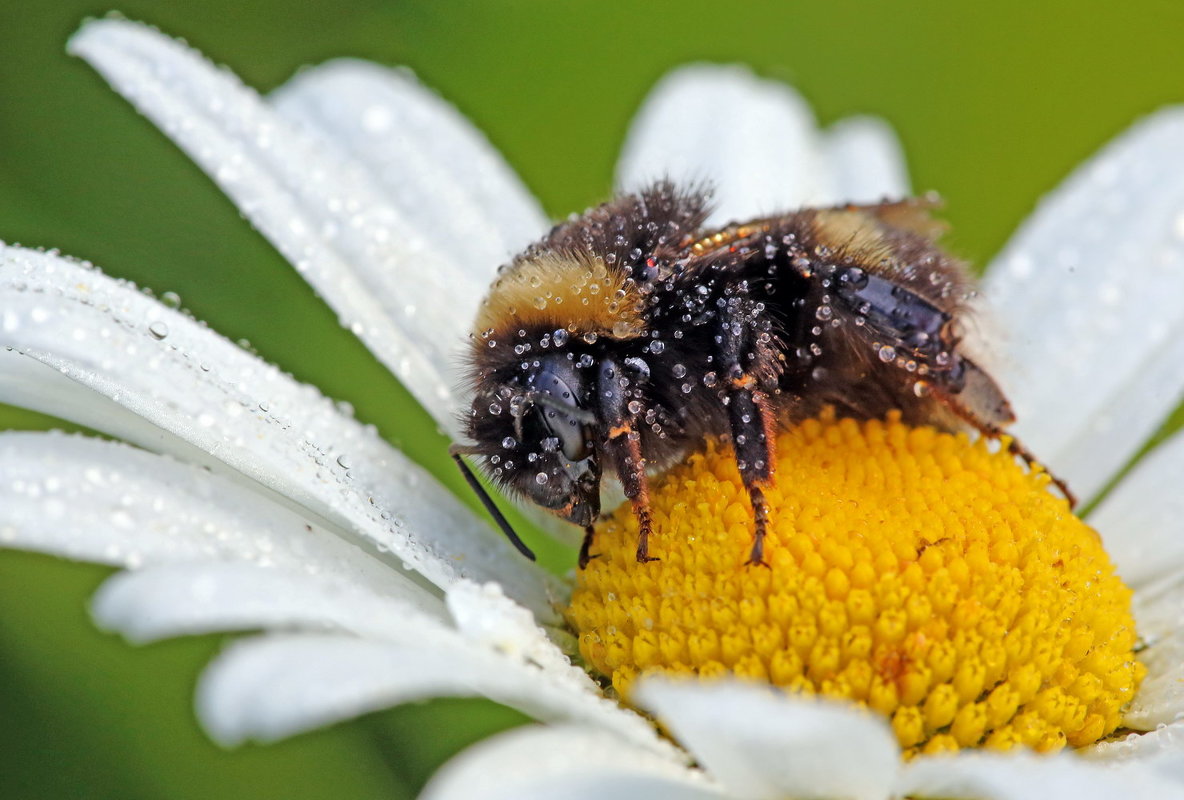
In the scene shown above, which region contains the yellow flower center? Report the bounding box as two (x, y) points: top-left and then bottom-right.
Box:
(566, 413), (1144, 756)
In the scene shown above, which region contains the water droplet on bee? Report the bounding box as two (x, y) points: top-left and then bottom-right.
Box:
(535, 472), (549, 485)
(703, 371), (718, 387)
(672, 363), (686, 378)
(553, 329), (569, 346)
(533, 296), (548, 309)
(878, 345), (897, 362)
(501, 436), (516, 449)
(650, 340), (665, 354)
(489, 402), (503, 415)
(815, 305), (833, 321)
(627, 399), (643, 414)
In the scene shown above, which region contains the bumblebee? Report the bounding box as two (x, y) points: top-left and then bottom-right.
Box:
(452, 181), (1071, 567)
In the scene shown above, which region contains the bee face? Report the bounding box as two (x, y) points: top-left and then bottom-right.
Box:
(467, 354), (603, 528)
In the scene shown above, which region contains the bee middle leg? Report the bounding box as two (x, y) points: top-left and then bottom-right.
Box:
(725, 378), (778, 566)
(717, 303), (780, 566)
(596, 357), (658, 563)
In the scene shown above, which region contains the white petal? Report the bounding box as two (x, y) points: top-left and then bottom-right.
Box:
(421, 725), (718, 800)
(0, 244), (556, 620)
(616, 66), (910, 226)
(1088, 428), (1184, 587)
(898, 751), (1184, 800)
(984, 109), (1184, 501)
(616, 65), (833, 224)
(636, 679), (899, 800)
(0, 431), (440, 613)
(92, 562), (452, 644)
(823, 117), (911, 203)
(1120, 576), (1184, 729)
(270, 59), (547, 268)
(68, 19), (501, 433)
(197, 634), (669, 751)
(1088, 722), (1184, 763)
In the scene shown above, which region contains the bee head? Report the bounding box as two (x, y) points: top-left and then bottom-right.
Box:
(468, 354), (603, 527)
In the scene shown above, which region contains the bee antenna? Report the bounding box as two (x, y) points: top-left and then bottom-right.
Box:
(449, 447), (537, 561)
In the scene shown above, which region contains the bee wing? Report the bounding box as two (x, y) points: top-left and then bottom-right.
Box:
(984, 108), (1184, 502)
(616, 65), (908, 224)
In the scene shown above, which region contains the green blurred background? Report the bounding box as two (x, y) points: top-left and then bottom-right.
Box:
(3, 1), (1184, 797)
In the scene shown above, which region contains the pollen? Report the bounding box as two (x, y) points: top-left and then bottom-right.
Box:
(566, 413), (1144, 756)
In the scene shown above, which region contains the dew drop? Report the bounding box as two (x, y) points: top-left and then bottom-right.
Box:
(148, 321), (169, 340)
(161, 291), (182, 309)
(336, 454), (353, 469)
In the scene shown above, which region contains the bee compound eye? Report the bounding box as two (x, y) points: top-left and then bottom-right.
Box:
(541, 406), (590, 461)
(532, 368), (591, 461)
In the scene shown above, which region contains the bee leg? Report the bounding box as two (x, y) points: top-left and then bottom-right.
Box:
(928, 383), (1078, 509)
(725, 379), (778, 567)
(578, 525), (599, 569)
(597, 358), (658, 563)
(716, 303), (779, 566)
(606, 423), (657, 563)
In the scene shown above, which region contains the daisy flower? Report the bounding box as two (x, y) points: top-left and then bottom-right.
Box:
(4, 17), (1184, 799)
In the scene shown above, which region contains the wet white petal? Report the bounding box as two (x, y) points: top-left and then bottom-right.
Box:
(1119, 576), (1184, 729)
(984, 109), (1184, 501)
(0, 431), (442, 609)
(92, 562), (452, 643)
(198, 634), (668, 751)
(271, 59), (547, 268)
(822, 117), (911, 203)
(421, 725), (718, 800)
(616, 65), (909, 225)
(1088, 428), (1184, 587)
(69, 19), (506, 432)
(616, 65), (830, 224)
(0, 244), (556, 619)
(446, 581), (582, 684)
(899, 750), (1184, 799)
(1088, 722), (1184, 763)
(636, 679), (899, 800)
